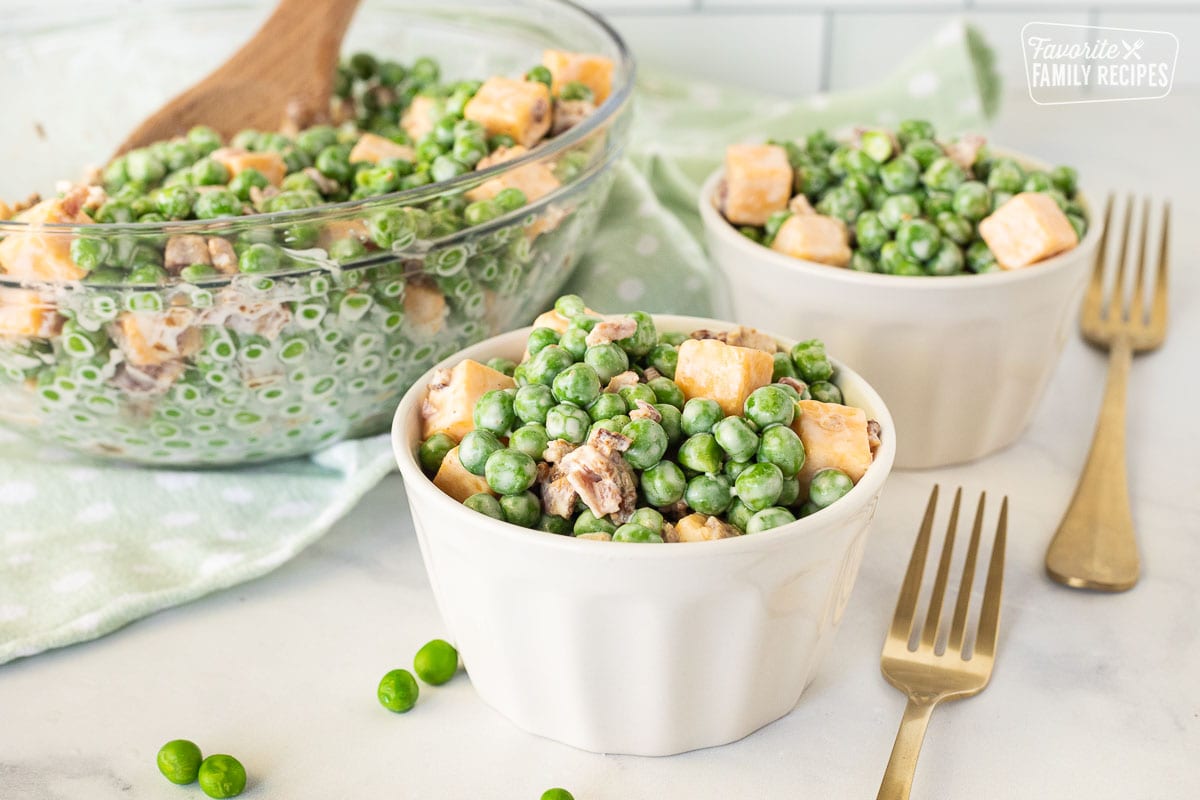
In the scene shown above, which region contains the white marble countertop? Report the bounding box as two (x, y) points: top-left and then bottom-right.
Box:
(2, 89), (1198, 799)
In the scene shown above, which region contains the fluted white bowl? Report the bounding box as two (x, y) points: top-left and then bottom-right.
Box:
(392, 316), (896, 755)
(699, 158), (1103, 468)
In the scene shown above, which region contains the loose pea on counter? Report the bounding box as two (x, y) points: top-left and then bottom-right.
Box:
(417, 295), (884, 542)
(718, 122), (1087, 275)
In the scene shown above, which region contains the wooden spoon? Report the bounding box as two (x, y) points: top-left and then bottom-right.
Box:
(114, 0), (361, 155)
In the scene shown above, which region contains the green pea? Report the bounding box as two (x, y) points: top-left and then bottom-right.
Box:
(815, 184), (864, 225)
(589, 414), (630, 439)
(904, 138), (943, 170)
(810, 468), (854, 508)
(771, 382), (802, 402)
(646, 343), (679, 379)
(878, 194), (921, 230)
(514, 384), (556, 425)
(619, 382), (657, 409)
(616, 311), (657, 358)
(418, 432), (456, 474)
(966, 240), (998, 273)
(641, 460), (686, 506)
(655, 403), (684, 445)
(922, 189), (954, 217)
(859, 129), (894, 163)
(69, 237), (109, 272)
(778, 475), (801, 507)
(541, 786), (575, 798)
(922, 157), (967, 192)
(885, 250), (925, 275)
(647, 377), (684, 409)
(799, 500), (821, 518)
(539, 513), (573, 535)
(526, 327), (560, 357)
(790, 339), (833, 383)
(558, 326), (589, 361)
(629, 507), (665, 534)
(986, 158), (1025, 194)
(190, 157), (229, 186)
(553, 294), (586, 319)
(453, 137), (488, 168)
(1066, 213), (1087, 241)
(744, 385), (795, 429)
(686, 473), (733, 515)
(128, 264), (167, 285)
(494, 187), (527, 213)
(757, 424), (805, 478)
(194, 189), (241, 219)
(991, 191), (1013, 213)
(464, 493), (504, 519)
(952, 181), (991, 222)
(623, 418), (669, 470)
(747, 507), (796, 534)
(525, 345), (575, 387)
(1050, 165), (1077, 196)
(227, 168), (268, 201)
(509, 423), (550, 460)
(126, 149), (166, 184)
(681, 397), (723, 436)
(678, 433), (723, 474)
(659, 331), (689, 347)
(377, 668), (419, 713)
(94, 200), (134, 223)
(545, 403), (590, 444)
(724, 459), (753, 481)
(927, 240), (965, 276)
(849, 252), (877, 272)
(612, 523), (664, 543)
(296, 125), (339, 157)
(727, 498), (754, 531)
(157, 739), (203, 785)
(934, 211), (973, 246)
(471, 389), (515, 436)
(584, 343), (630, 383)
(574, 509), (616, 535)
(559, 80), (594, 102)
(895, 219), (942, 261)
(485, 449), (538, 495)
(459, 429), (503, 476)
(197, 754), (246, 799)
(854, 210), (889, 253)
(763, 209), (793, 243)
(525, 64), (553, 87)
(771, 352), (798, 382)
(586, 392), (626, 422)
(796, 163), (831, 198)
(413, 639), (459, 685)
(486, 357), (517, 377)
(316, 144), (354, 183)
(735, 462), (784, 512)
(879, 154), (921, 194)
(897, 119), (936, 146)
(552, 363), (601, 408)
(500, 492), (541, 528)
(1023, 170), (1053, 192)
(711, 415), (759, 462)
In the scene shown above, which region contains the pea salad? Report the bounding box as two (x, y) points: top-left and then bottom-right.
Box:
(417, 295), (883, 541)
(719, 120), (1087, 275)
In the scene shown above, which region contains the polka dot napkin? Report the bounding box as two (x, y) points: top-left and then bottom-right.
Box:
(0, 22), (997, 665)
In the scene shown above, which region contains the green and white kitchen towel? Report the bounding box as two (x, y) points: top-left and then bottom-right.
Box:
(0, 22), (999, 665)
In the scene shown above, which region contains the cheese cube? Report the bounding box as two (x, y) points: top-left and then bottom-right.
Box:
(792, 400), (872, 490)
(674, 338), (774, 417)
(317, 219), (370, 252)
(404, 283), (447, 337)
(668, 513), (740, 542)
(542, 50), (615, 104)
(978, 192), (1079, 270)
(211, 148), (287, 186)
(465, 145), (561, 205)
(433, 445), (495, 502)
(0, 289), (52, 337)
(421, 358), (516, 441)
(0, 196), (92, 281)
(401, 95), (438, 142)
(464, 77), (552, 149)
(771, 213), (852, 267)
(722, 144), (793, 226)
(348, 132), (416, 165)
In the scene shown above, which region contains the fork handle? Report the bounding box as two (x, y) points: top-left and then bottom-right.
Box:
(876, 697), (937, 800)
(1045, 338), (1140, 591)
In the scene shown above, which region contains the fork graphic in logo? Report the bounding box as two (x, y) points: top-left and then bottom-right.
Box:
(1122, 38), (1145, 60)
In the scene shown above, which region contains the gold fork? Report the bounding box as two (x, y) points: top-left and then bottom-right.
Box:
(1045, 195), (1170, 592)
(876, 486), (1007, 800)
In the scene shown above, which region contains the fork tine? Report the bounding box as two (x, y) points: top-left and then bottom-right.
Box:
(919, 487), (962, 649)
(1150, 200), (1170, 331)
(973, 496), (1008, 660)
(1131, 197), (1151, 326)
(889, 485), (938, 644)
(1111, 194), (1135, 321)
(1083, 194), (1113, 316)
(947, 492), (986, 653)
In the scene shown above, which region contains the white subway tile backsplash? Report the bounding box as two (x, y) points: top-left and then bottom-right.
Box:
(605, 12), (826, 96)
(1097, 12), (1198, 86)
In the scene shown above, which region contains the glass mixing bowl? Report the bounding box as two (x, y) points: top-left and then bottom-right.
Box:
(0, 0), (633, 465)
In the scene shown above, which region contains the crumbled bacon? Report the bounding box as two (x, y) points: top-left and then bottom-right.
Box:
(551, 99), (596, 136)
(867, 419), (882, 457)
(164, 235), (212, 273)
(556, 427), (637, 523)
(604, 370), (639, 394)
(207, 238), (238, 274)
(944, 135), (985, 173)
(779, 376), (808, 395)
(585, 316), (637, 347)
(629, 399), (661, 423)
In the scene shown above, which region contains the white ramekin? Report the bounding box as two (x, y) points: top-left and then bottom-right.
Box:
(699, 160), (1103, 469)
(392, 316), (896, 756)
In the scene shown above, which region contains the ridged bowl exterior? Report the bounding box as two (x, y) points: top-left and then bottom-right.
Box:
(699, 165), (1102, 469)
(393, 317), (896, 755)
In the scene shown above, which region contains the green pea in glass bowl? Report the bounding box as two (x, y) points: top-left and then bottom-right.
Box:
(0, 0), (633, 465)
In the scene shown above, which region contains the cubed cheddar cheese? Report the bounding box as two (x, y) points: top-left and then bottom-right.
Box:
(792, 400), (872, 490)
(317, 219), (371, 251)
(674, 338), (774, 417)
(722, 144), (793, 226)
(530, 304), (601, 335)
(404, 283), (448, 337)
(670, 513), (739, 542)
(771, 213), (852, 267)
(542, 50), (615, 104)
(0, 196), (92, 281)
(465, 145), (561, 205)
(464, 77), (552, 149)
(348, 132), (416, 165)
(978, 192), (1079, 270)
(433, 446), (495, 502)
(401, 95), (438, 142)
(211, 148), (287, 186)
(421, 358), (516, 441)
(0, 289), (51, 337)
